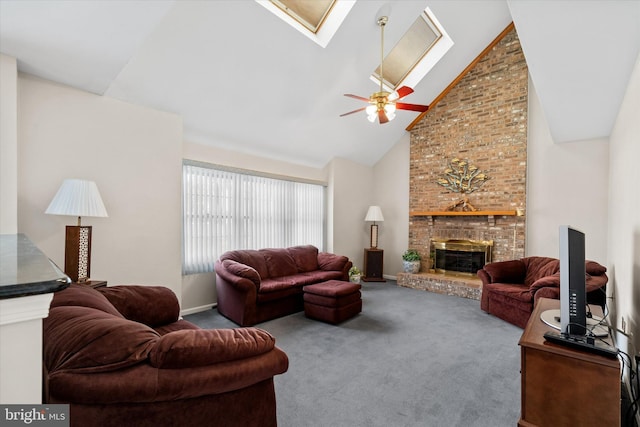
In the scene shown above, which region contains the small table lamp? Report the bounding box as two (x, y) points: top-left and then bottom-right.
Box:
(364, 206), (384, 248)
(46, 179), (108, 282)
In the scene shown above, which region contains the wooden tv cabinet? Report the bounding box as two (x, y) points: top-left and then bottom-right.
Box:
(518, 298), (620, 427)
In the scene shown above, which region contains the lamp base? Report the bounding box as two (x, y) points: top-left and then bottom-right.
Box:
(370, 224), (379, 249)
(64, 225), (92, 283)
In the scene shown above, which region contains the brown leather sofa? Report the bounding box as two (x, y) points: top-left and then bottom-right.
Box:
(477, 256), (608, 328)
(214, 245), (352, 326)
(43, 284), (288, 427)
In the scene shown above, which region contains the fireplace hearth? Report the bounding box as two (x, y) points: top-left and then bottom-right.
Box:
(396, 237), (494, 301)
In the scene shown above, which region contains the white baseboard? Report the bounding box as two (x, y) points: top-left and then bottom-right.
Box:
(383, 274), (397, 281)
(180, 303), (216, 317)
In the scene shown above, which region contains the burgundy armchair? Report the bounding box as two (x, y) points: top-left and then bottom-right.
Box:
(44, 284), (289, 427)
(477, 256), (608, 328)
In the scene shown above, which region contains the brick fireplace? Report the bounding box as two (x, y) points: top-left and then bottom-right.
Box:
(397, 25), (527, 299)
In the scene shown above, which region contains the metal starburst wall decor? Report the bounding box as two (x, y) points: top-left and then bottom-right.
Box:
(436, 158), (490, 211)
(436, 158), (490, 193)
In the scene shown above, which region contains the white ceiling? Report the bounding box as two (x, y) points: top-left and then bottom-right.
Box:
(1, 0), (638, 168)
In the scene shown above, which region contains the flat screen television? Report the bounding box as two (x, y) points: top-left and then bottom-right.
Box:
(541, 226), (618, 357)
(559, 225), (587, 335)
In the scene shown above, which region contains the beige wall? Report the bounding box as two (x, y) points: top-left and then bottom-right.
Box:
(184, 142), (326, 182)
(17, 74), (183, 300)
(373, 133), (410, 278)
(324, 157), (375, 272)
(525, 76), (609, 263)
(1, 54), (18, 234)
(608, 53), (640, 354)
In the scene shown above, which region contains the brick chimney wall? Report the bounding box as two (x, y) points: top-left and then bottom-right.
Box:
(408, 27), (528, 268)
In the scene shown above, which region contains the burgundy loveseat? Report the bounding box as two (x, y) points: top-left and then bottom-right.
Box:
(44, 284), (288, 427)
(478, 256), (608, 328)
(214, 245), (352, 326)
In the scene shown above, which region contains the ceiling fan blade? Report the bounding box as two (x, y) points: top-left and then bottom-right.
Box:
(396, 102), (429, 112)
(395, 86), (414, 99)
(339, 107), (367, 117)
(378, 109), (389, 124)
(344, 94), (370, 102)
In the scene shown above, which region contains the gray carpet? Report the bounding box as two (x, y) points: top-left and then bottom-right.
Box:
(185, 281), (522, 427)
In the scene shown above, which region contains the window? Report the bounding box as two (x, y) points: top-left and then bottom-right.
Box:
(269, 0), (336, 34)
(182, 161), (325, 274)
(256, 0), (355, 48)
(371, 7), (454, 91)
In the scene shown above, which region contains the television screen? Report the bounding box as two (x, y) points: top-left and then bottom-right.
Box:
(559, 225), (587, 335)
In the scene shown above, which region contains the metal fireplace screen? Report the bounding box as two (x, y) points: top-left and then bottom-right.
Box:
(431, 238), (493, 275)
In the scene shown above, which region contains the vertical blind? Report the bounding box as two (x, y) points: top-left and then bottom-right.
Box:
(183, 162), (325, 274)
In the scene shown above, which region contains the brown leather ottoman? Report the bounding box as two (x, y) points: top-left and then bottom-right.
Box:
(303, 280), (362, 324)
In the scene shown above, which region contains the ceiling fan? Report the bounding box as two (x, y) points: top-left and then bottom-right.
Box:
(340, 16), (429, 124)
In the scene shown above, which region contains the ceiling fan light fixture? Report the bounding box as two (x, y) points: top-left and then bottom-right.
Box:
(340, 16), (428, 123)
(384, 103), (396, 114)
(384, 111), (396, 122)
(367, 16), (397, 124)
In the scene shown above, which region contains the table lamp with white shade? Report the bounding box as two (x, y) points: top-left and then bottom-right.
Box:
(45, 179), (108, 282)
(364, 205), (384, 249)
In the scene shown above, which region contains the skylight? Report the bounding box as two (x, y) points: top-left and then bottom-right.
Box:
(256, 0), (355, 48)
(372, 7), (453, 90)
(269, 0), (335, 34)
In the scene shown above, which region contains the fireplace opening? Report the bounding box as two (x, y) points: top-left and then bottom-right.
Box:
(431, 238), (493, 275)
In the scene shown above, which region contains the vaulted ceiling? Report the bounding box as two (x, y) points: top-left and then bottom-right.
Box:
(1, 1), (638, 168)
